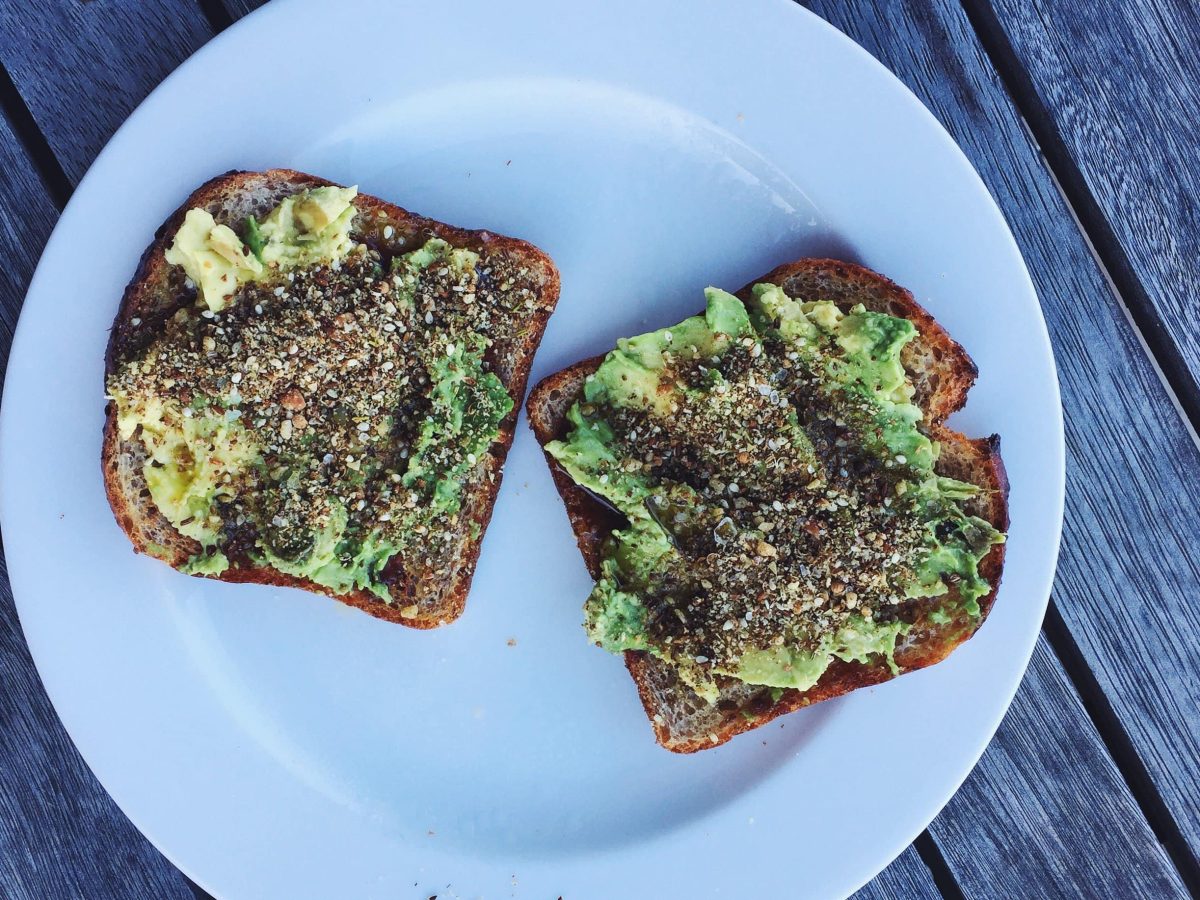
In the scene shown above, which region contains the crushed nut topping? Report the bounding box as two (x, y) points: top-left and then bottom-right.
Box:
(110, 231), (540, 600)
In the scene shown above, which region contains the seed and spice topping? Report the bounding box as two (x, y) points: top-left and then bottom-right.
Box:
(109, 192), (541, 605)
(547, 285), (1004, 699)
(599, 345), (924, 664)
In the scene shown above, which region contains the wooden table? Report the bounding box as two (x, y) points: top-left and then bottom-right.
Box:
(2, 1), (1198, 897)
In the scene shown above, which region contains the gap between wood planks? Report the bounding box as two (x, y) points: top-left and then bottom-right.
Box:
(185, 875), (214, 900)
(2, 1), (1189, 896)
(195, 0), (234, 34)
(0, 63), (70, 209)
(915, 832), (968, 900)
(1043, 603), (1200, 897)
(958, 0), (1200, 437)
(1033, 140), (1200, 456)
(959, 1), (1200, 895)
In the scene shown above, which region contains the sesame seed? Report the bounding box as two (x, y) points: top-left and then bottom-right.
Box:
(108, 247), (590, 609)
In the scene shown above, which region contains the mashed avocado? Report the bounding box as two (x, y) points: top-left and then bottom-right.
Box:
(546, 285), (1003, 700)
(164, 186), (358, 312)
(182, 550), (231, 575)
(253, 185), (357, 270)
(110, 387), (259, 547)
(164, 209), (264, 313)
(110, 188), (519, 609)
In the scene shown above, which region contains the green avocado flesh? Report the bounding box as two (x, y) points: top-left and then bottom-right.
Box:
(109, 189), (517, 614)
(546, 284), (1004, 701)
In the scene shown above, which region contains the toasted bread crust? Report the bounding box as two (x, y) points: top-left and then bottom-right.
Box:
(103, 169), (559, 628)
(527, 259), (1007, 751)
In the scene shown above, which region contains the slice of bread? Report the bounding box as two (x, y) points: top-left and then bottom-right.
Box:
(527, 259), (1007, 751)
(104, 169), (559, 627)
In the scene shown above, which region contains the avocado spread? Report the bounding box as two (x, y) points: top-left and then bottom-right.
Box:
(164, 186), (358, 312)
(109, 188), (533, 613)
(546, 285), (1004, 700)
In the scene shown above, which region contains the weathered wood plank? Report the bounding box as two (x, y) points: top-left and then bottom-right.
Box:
(0, 124), (50, 383)
(804, 0), (1200, 882)
(0, 115), (192, 900)
(983, 0), (1200, 410)
(3, 0), (1195, 897)
(0, 0), (212, 185)
(938, 638), (1185, 898)
(852, 845), (940, 900)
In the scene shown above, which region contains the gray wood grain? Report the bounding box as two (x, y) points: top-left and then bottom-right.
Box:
(985, 0), (1200, 409)
(938, 637), (1185, 898)
(0, 120), (51, 383)
(851, 844), (940, 900)
(805, 0), (1200, 882)
(0, 116), (192, 900)
(0, 0), (1195, 898)
(0, 0), (212, 185)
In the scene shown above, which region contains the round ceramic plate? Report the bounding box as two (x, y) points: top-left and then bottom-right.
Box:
(0, 0), (1064, 896)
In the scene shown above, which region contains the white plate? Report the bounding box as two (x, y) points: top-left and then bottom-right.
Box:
(0, 0), (1064, 897)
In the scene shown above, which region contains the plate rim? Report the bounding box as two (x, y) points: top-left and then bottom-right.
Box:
(0, 0), (1065, 897)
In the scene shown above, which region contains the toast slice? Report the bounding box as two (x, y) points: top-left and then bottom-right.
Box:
(104, 169), (559, 627)
(527, 259), (1007, 751)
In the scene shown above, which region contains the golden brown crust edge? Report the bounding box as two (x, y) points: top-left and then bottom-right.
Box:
(526, 259), (1007, 751)
(102, 169), (560, 628)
